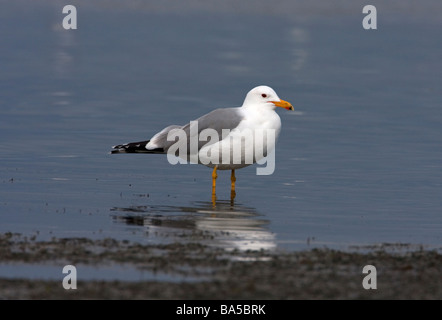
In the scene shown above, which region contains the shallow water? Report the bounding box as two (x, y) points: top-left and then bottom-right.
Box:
(0, 262), (198, 282)
(1, 1), (442, 264)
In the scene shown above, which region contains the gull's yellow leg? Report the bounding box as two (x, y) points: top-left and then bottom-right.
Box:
(230, 169), (236, 201)
(231, 169), (236, 191)
(211, 166), (218, 206)
(212, 166), (218, 195)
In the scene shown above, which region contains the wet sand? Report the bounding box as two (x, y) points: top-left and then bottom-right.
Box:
(0, 233), (441, 299)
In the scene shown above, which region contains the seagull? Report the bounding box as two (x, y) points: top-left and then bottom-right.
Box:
(111, 85), (294, 199)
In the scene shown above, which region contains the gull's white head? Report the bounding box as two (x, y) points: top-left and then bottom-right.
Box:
(242, 85), (294, 111)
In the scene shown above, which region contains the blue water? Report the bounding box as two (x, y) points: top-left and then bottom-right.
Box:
(1, 1), (441, 261)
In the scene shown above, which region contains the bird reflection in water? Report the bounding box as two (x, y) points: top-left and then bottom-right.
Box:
(111, 199), (276, 252)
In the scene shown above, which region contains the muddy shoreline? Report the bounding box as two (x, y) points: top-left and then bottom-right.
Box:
(0, 233), (441, 299)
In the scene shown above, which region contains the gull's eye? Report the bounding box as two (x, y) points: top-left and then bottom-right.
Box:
(261, 93), (267, 98)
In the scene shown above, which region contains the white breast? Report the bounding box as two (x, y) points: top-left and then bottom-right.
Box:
(199, 108), (282, 170)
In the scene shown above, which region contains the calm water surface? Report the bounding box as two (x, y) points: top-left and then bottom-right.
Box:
(1, 2), (441, 261)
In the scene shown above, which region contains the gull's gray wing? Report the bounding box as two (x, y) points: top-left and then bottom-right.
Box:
(111, 107), (245, 155)
(181, 107), (244, 151)
(148, 107), (244, 152)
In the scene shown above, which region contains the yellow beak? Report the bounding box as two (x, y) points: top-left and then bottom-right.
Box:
(271, 99), (294, 111)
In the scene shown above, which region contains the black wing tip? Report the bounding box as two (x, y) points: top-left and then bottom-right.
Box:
(110, 140), (164, 154)
(110, 143), (131, 154)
